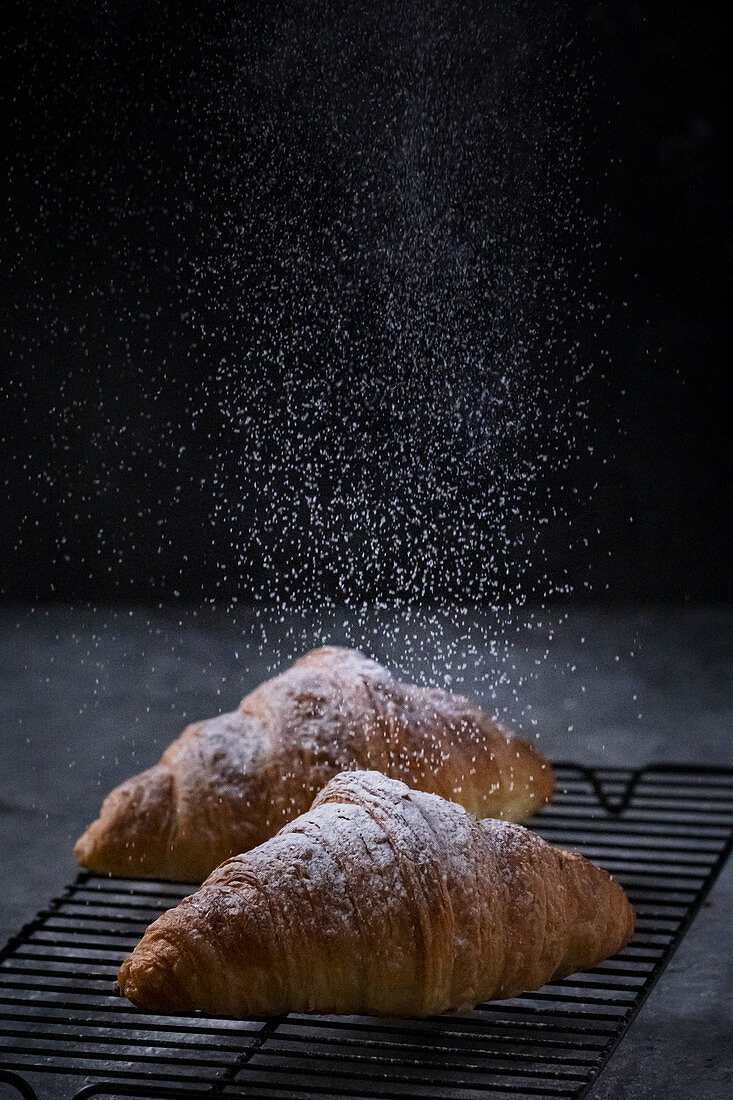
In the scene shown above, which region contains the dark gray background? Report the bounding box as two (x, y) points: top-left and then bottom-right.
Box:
(1, 0), (731, 605)
(1, 2), (731, 1096)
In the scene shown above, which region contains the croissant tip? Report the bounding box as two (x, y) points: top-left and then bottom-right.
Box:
(112, 979), (121, 997)
(73, 831), (91, 867)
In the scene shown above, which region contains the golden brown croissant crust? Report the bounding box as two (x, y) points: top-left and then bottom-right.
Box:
(118, 770), (634, 1017)
(75, 646), (554, 881)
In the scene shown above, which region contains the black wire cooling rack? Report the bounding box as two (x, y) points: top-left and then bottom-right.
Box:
(1, 763), (732, 1100)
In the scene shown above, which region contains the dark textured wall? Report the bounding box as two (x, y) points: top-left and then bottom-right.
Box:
(1, 1), (730, 603)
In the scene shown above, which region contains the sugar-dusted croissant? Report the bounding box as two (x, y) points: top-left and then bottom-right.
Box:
(118, 770), (634, 1016)
(75, 647), (554, 881)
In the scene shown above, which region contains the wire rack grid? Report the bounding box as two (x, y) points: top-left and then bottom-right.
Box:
(1, 762), (732, 1100)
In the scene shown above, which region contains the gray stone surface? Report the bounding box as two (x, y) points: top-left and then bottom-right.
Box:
(0, 603), (731, 1097)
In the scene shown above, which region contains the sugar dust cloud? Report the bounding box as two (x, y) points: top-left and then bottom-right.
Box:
(3, 1), (610, 712)
(204, 2), (605, 688)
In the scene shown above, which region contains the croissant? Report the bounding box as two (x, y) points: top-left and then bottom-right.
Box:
(118, 770), (633, 1016)
(75, 647), (554, 881)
